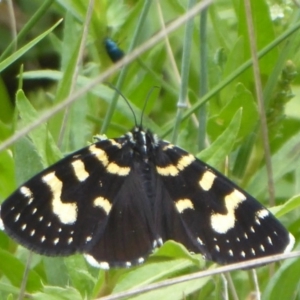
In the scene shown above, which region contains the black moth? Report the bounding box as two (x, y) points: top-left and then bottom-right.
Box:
(0, 126), (294, 269)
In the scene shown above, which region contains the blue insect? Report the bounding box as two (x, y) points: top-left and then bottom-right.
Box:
(104, 38), (125, 63)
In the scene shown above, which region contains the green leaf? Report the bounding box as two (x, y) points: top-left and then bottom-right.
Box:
(48, 12), (84, 148)
(42, 257), (69, 287)
(247, 130), (300, 198)
(0, 19), (62, 73)
(207, 83), (258, 143)
(130, 276), (210, 300)
(113, 259), (198, 293)
(16, 90), (62, 167)
(0, 78), (13, 123)
(0, 249), (43, 293)
(238, 0), (278, 77)
(14, 136), (44, 184)
(0, 149), (15, 198)
(32, 286), (83, 300)
(0, 282), (22, 298)
(153, 240), (203, 267)
(64, 255), (95, 297)
(262, 256), (300, 300)
(273, 194), (300, 218)
(198, 108), (242, 168)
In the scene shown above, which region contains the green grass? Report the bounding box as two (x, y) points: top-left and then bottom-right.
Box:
(0, 0), (300, 299)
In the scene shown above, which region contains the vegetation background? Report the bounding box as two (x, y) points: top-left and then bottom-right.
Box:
(0, 0), (300, 299)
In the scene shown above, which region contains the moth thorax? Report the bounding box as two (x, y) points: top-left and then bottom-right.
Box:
(131, 128), (152, 157)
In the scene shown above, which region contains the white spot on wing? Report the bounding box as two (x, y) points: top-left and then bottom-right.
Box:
(260, 244), (265, 252)
(41, 236), (46, 242)
(30, 230), (35, 236)
(68, 237), (73, 244)
(210, 189), (246, 234)
(86, 236), (92, 242)
(267, 236), (273, 245)
(21, 224), (27, 230)
(177, 154), (195, 171)
(42, 172), (78, 225)
(284, 233), (295, 253)
(162, 144), (174, 151)
(228, 249), (233, 256)
(0, 207), (4, 230)
(175, 198), (194, 213)
(54, 238), (59, 245)
(93, 197), (112, 214)
(125, 261), (131, 267)
(89, 145), (109, 165)
(199, 170), (216, 191)
(84, 254), (110, 269)
(256, 208), (269, 219)
(215, 245), (220, 252)
(20, 186), (34, 204)
(156, 164), (178, 176)
(197, 237), (204, 245)
(89, 144), (130, 175)
(241, 251), (246, 257)
(71, 160), (89, 181)
(107, 162), (130, 176)
(255, 218), (261, 225)
(20, 186), (32, 197)
(153, 238), (163, 248)
(137, 257), (144, 264)
(15, 213), (20, 222)
(110, 139), (122, 148)
(156, 154), (195, 176)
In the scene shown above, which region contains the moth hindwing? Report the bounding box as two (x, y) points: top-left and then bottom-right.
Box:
(0, 127), (294, 269)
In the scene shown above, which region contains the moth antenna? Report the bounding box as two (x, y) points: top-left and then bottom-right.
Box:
(106, 83), (138, 127)
(140, 86), (160, 128)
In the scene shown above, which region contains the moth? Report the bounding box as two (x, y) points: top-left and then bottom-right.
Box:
(0, 126), (294, 269)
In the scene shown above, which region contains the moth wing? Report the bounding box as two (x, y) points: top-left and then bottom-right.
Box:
(0, 139), (126, 256)
(154, 142), (294, 264)
(85, 161), (158, 268)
